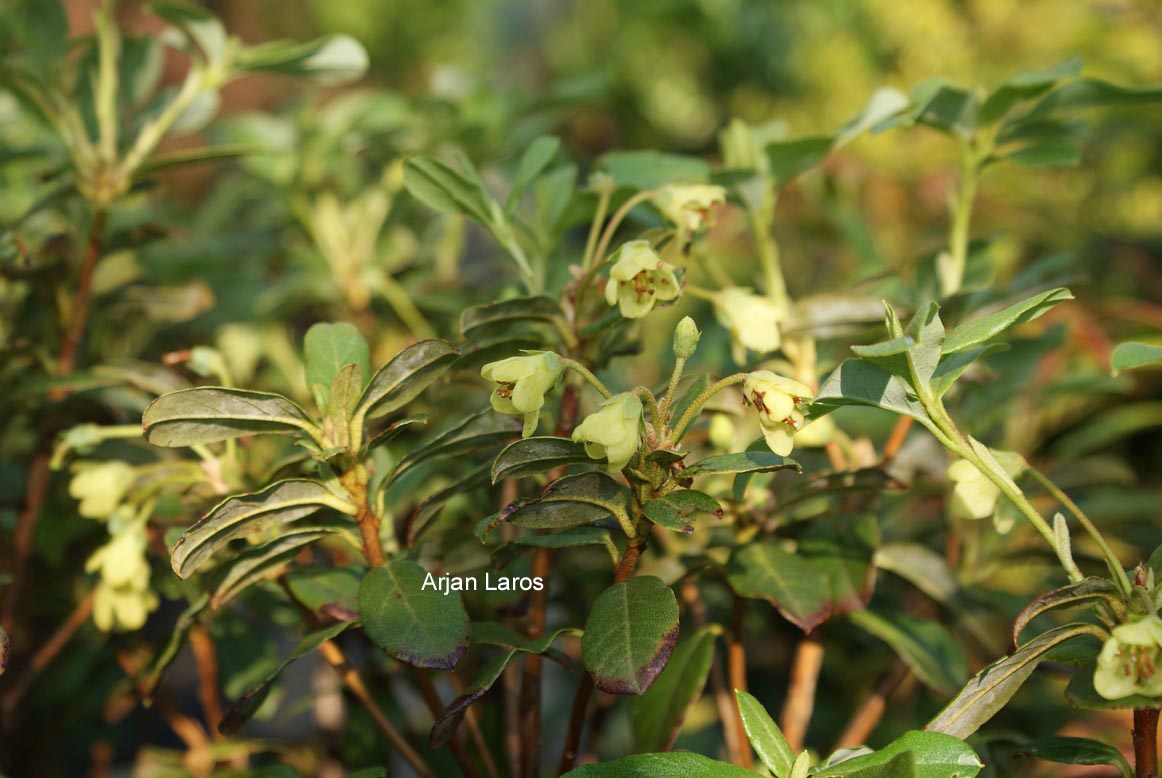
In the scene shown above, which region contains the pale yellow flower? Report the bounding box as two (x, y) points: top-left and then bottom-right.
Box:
(715, 288), (784, 364)
(604, 241), (680, 319)
(742, 371), (813, 456)
(947, 460), (1000, 520)
(652, 184), (727, 233)
(481, 351), (563, 437)
(572, 393), (643, 471)
(1094, 615), (1162, 700)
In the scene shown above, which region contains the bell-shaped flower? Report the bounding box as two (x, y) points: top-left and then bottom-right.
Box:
(69, 461), (137, 520)
(743, 371), (813, 456)
(947, 460), (1000, 520)
(572, 393), (643, 471)
(481, 351), (563, 437)
(652, 184), (727, 234)
(93, 581), (160, 633)
(86, 527), (159, 632)
(1094, 615), (1162, 700)
(604, 241), (680, 319)
(714, 288), (784, 364)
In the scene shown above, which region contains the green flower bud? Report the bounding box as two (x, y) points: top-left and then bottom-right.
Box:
(714, 287), (784, 364)
(742, 371), (813, 456)
(572, 393), (643, 471)
(673, 316), (701, 358)
(604, 241), (681, 319)
(652, 184), (727, 233)
(481, 351), (563, 437)
(1094, 615), (1162, 700)
(947, 460), (1000, 520)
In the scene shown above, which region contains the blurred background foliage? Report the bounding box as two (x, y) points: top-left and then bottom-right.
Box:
(2, 0), (1161, 775)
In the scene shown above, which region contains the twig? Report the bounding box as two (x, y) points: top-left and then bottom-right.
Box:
(319, 641), (433, 777)
(680, 581), (745, 765)
(880, 416), (913, 466)
(728, 595), (754, 768)
(833, 662), (913, 749)
(188, 624), (224, 735)
(1135, 707), (1159, 778)
(779, 634), (824, 751)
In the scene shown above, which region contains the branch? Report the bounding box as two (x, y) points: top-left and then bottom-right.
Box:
(779, 634), (824, 751)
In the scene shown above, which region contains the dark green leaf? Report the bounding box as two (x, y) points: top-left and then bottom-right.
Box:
(998, 141), (1081, 167)
(210, 529), (337, 609)
(1011, 577), (1125, 648)
(683, 451), (801, 478)
(736, 690), (796, 777)
(814, 359), (930, 424)
(642, 490), (722, 534)
(491, 436), (593, 482)
(171, 480), (356, 578)
(632, 627), (717, 752)
(358, 561), (471, 670)
(492, 526), (616, 570)
(505, 136), (560, 213)
(143, 387), (319, 446)
(980, 59), (1083, 124)
(285, 566), (363, 619)
(597, 151), (710, 190)
(404, 155), (493, 223)
(765, 136), (833, 187)
(390, 410), (519, 486)
(503, 471), (630, 530)
(582, 576), (679, 695)
(927, 623), (1105, 738)
(460, 296), (562, 340)
(354, 339), (460, 422)
(1029, 78), (1162, 115)
(815, 730), (982, 777)
(727, 543), (830, 633)
(1018, 736), (1131, 778)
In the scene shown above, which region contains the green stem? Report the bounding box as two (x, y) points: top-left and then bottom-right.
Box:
(659, 356), (687, 425)
(671, 373), (750, 443)
(746, 207), (788, 310)
(561, 358), (613, 399)
(631, 386), (662, 429)
(1027, 468), (1132, 594)
(573, 190), (656, 317)
(582, 188), (613, 271)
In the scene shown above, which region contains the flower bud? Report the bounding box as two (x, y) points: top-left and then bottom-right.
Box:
(714, 287), (784, 364)
(1094, 615), (1162, 700)
(947, 460), (999, 520)
(742, 371), (813, 456)
(652, 184), (727, 233)
(572, 393), (643, 471)
(604, 241), (681, 319)
(481, 351), (564, 437)
(673, 316), (701, 358)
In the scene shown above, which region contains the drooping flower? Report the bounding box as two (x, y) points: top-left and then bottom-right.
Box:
(743, 371), (813, 456)
(572, 393), (643, 471)
(714, 288), (784, 364)
(481, 351), (564, 437)
(947, 460), (1000, 520)
(69, 461), (137, 519)
(652, 184), (727, 234)
(85, 528), (159, 632)
(604, 241), (680, 319)
(1094, 615), (1162, 700)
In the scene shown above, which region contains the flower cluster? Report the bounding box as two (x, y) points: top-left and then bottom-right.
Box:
(85, 522), (159, 632)
(1094, 615), (1162, 700)
(743, 371), (813, 456)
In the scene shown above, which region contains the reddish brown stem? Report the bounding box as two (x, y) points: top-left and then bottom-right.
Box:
(881, 416), (913, 465)
(833, 662), (913, 749)
(556, 539), (646, 774)
(1135, 707), (1159, 778)
(341, 468), (384, 567)
(680, 580), (745, 765)
(729, 595), (754, 769)
(780, 634), (824, 751)
(188, 624), (224, 736)
(1, 590), (95, 721)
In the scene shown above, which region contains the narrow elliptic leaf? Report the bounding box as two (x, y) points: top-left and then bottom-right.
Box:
(1029, 77), (1162, 115)
(219, 621), (351, 735)
(904, 301), (945, 389)
(304, 322), (370, 402)
(1000, 141), (1081, 167)
(813, 359), (930, 424)
(503, 471), (630, 530)
(632, 627), (717, 752)
(358, 561), (470, 670)
(354, 339), (460, 421)
(727, 543), (830, 633)
(210, 529), (337, 608)
(404, 156), (493, 223)
(143, 387), (317, 446)
(171, 480), (356, 579)
(765, 136), (833, 187)
(563, 752), (755, 777)
(505, 136), (561, 214)
(941, 288), (1073, 354)
(1018, 736), (1132, 778)
(597, 150), (711, 190)
(285, 566), (363, 619)
(683, 451), (801, 478)
(492, 526), (616, 570)
(141, 594), (210, 700)
(235, 35), (368, 84)
(1011, 577), (1124, 648)
(931, 344), (1005, 396)
(815, 730), (982, 777)
(582, 576), (679, 695)
(390, 410), (519, 486)
(979, 58), (1083, 124)
(642, 490), (722, 534)
(491, 436), (593, 482)
(849, 609), (968, 696)
(926, 623), (1104, 738)
(1110, 341), (1162, 376)
(735, 690), (796, 777)
(430, 626), (577, 748)
(460, 296), (562, 341)
(366, 413), (428, 450)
